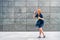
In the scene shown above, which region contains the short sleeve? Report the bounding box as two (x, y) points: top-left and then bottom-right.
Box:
(40, 14), (43, 18)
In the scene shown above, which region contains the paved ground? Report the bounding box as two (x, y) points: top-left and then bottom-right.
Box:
(0, 32), (60, 40)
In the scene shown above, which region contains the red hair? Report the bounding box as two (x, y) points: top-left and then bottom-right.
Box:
(37, 8), (41, 15)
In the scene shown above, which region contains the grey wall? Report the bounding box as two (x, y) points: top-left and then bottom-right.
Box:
(0, 0), (60, 31)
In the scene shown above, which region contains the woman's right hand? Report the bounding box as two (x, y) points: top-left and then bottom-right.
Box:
(38, 17), (44, 20)
(38, 17), (40, 19)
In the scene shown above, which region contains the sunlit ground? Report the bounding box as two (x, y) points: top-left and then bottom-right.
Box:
(0, 32), (60, 40)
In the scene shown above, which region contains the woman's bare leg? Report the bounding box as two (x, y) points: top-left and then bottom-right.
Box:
(39, 28), (41, 36)
(40, 28), (45, 36)
(39, 27), (45, 38)
(38, 27), (45, 38)
(38, 28), (41, 38)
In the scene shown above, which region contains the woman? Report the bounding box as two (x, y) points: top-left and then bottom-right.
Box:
(33, 8), (45, 38)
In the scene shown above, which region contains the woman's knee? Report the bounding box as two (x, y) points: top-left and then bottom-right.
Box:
(40, 27), (42, 29)
(39, 28), (43, 31)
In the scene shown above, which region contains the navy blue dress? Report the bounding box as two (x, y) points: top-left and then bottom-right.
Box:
(35, 13), (44, 28)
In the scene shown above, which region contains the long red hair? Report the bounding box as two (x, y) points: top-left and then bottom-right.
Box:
(37, 8), (41, 15)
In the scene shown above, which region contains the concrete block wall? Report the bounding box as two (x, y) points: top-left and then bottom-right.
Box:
(0, 0), (60, 31)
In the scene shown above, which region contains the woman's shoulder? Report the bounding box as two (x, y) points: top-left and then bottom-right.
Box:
(40, 13), (43, 15)
(40, 13), (43, 18)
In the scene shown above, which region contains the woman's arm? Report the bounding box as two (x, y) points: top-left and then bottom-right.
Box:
(40, 18), (44, 20)
(33, 10), (37, 18)
(38, 17), (44, 20)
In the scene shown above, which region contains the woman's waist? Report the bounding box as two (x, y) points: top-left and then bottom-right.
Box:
(38, 19), (44, 21)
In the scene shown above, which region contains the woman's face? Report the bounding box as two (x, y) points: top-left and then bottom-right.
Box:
(37, 9), (41, 15)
